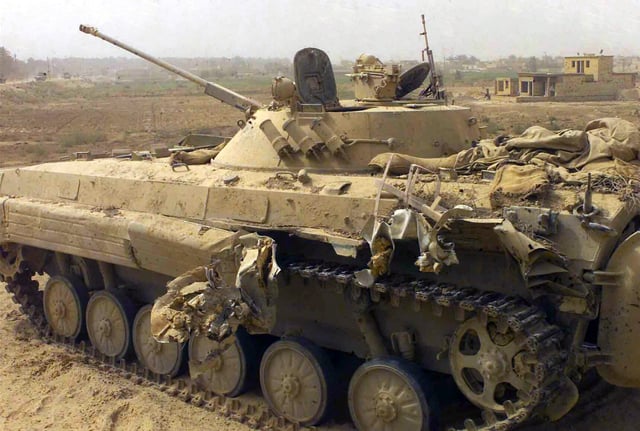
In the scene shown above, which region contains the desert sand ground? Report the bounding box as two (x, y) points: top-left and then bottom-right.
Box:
(2, 79), (640, 430)
(0, 278), (251, 431)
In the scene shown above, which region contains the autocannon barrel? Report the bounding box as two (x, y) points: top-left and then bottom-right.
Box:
(79, 25), (261, 112)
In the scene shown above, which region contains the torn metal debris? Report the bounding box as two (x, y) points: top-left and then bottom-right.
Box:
(150, 233), (280, 344)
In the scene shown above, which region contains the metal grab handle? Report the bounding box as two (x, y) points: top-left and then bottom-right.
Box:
(171, 162), (190, 171)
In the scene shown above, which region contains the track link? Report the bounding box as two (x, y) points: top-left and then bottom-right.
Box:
(285, 260), (569, 431)
(5, 269), (302, 431)
(5, 261), (569, 431)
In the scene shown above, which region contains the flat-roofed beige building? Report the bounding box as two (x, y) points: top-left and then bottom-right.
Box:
(495, 54), (636, 102)
(494, 77), (518, 96)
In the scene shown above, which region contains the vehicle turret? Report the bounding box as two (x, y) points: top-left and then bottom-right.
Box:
(79, 25), (481, 171)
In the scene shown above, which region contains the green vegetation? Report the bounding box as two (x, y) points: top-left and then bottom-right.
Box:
(335, 74), (355, 100)
(23, 144), (46, 156)
(444, 70), (519, 88)
(86, 80), (201, 98)
(511, 124), (527, 135)
(485, 121), (502, 135)
(545, 115), (570, 131)
(60, 130), (106, 148)
(215, 76), (273, 93)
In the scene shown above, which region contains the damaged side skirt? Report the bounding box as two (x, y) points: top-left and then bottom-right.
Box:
(149, 233), (279, 373)
(356, 206), (473, 286)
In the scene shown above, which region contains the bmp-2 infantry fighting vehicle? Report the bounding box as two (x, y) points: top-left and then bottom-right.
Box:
(2, 22), (640, 431)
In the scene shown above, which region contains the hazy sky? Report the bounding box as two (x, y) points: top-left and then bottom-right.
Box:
(2, 0), (639, 62)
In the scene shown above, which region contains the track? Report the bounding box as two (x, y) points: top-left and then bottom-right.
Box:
(0, 262), (621, 431)
(5, 269), (308, 431)
(285, 261), (567, 431)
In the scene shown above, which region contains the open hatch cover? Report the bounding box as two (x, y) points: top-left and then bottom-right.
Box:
(294, 48), (339, 108)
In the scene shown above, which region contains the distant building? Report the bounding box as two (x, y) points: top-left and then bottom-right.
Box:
(495, 77), (518, 96)
(494, 54), (636, 102)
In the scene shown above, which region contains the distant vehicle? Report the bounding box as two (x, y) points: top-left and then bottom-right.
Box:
(0, 76), (6, 84)
(34, 72), (47, 82)
(63, 72), (71, 79)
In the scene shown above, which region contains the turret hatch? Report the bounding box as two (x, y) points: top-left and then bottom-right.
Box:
(294, 48), (339, 109)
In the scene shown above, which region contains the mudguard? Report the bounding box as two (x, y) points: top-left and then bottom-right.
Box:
(598, 231), (640, 387)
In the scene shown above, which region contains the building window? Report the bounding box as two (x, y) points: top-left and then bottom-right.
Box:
(505, 81), (509, 88)
(521, 81), (529, 93)
(586, 60), (590, 67)
(572, 60), (576, 67)
(498, 81), (504, 92)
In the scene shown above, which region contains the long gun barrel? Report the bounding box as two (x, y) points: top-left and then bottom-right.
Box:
(79, 25), (261, 112)
(419, 14), (441, 99)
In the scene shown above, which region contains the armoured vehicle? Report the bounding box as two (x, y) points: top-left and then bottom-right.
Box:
(2, 23), (640, 431)
(34, 72), (48, 82)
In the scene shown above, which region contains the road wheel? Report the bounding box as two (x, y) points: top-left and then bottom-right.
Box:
(43, 275), (89, 339)
(133, 304), (184, 376)
(348, 357), (437, 431)
(188, 327), (257, 397)
(86, 290), (135, 359)
(450, 315), (535, 413)
(260, 338), (336, 426)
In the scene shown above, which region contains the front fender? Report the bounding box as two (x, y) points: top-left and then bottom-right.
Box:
(598, 231), (640, 387)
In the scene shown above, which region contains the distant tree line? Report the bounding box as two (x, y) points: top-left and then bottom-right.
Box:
(0, 47), (49, 80)
(0, 47), (293, 81)
(443, 54), (564, 75)
(1, 46), (638, 82)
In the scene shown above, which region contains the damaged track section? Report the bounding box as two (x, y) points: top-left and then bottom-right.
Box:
(6, 258), (570, 431)
(283, 260), (570, 431)
(3, 268), (306, 431)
